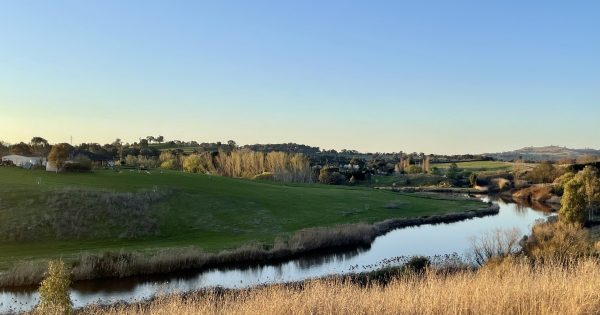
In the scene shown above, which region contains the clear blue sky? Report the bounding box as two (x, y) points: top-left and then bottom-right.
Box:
(1, 1), (599, 154)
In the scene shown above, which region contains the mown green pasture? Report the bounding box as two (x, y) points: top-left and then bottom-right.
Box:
(0, 167), (482, 268)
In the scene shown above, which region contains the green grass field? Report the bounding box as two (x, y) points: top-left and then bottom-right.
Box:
(0, 167), (483, 269)
(432, 161), (514, 172)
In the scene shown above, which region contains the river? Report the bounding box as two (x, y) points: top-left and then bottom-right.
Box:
(0, 197), (551, 314)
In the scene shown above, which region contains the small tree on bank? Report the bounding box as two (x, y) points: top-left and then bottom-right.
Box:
(35, 260), (73, 315)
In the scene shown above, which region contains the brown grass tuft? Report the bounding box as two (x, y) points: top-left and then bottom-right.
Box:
(82, 257), (600, 315)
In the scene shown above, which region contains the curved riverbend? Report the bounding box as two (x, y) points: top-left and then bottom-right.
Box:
(0, 197), (550, 314)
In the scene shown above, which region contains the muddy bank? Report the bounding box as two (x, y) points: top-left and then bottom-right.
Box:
(0, 203), (497, 289)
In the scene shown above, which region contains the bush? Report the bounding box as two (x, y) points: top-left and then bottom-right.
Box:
(318, 167), (346, 185)
(35, 260), (73, 315)
(520, 220), (591, 262)
(470, 228), (520, 266)
(405, 165), (423, 174)
(560, 176), (587, 224)
(404, 256), (431, 272)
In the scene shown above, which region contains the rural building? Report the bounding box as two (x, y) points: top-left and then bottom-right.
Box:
(46, 150), (114, 172)
(1, 155), (46, 169)
(70, 150), (113, 167)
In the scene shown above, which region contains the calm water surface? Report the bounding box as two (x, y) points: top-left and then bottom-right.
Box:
(0, 197), (551, 314)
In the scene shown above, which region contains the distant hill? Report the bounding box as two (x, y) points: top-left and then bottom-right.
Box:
(484, 146), (600, 162)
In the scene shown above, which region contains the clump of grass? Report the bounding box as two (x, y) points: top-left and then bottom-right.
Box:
(82, 257), (600, 315)
(287, 224), (375, 251)
(0, 261), (47, 287)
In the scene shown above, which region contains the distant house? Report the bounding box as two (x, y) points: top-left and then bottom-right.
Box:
(70, 150), (113, 167)
(1, 155), (46, 169)
(46, 150), (114, 172)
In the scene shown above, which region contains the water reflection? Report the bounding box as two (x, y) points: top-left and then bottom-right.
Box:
(0, 197), (551, 314)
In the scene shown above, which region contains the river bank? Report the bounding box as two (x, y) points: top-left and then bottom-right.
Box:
(0, 200), (498, 290)
(0, 197), (549, 314)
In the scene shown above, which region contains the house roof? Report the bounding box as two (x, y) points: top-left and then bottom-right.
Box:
(71, 150), (112, 161)
(2, 155), (44, 159)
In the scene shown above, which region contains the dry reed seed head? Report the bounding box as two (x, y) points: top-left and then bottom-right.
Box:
(80, 257), (600, 315)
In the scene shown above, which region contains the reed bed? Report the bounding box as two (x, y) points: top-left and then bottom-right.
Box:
(83, 257), (600, 315)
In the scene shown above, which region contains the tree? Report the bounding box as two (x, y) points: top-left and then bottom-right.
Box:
(559, 177), (587, 224)
(30, 137), (50, 156)
(146, 136), (155, 144)
(156, 135), (164, 144)
(35, 260), (73, 314)
(0, 141), (8, 156)
(446, 163), (460, 180)
(9, 142), (32, 155)
(560, 166), (600, 224)
(48, 143), (73, 173)
(579, 166), (600, 220)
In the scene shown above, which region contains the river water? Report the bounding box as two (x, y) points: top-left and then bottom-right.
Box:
(0, 197), (551, 314)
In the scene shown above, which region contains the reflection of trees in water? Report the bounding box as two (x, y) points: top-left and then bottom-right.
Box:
(292, 247), (366, 270)
(486, 194), (557, 215)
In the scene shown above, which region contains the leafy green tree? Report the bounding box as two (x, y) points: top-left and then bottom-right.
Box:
(560, 177), (587, 224)
(9, 142), (32, 155)
(35, 260), (72, 315)
(30, 137), (51, 156)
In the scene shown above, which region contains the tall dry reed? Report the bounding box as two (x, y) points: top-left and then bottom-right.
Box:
(82, 257), (600, 315)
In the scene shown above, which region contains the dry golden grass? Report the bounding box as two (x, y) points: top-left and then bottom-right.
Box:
(84, 257), (600, 315)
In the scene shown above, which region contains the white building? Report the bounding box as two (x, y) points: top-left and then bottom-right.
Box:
(1, 155), (46, 168)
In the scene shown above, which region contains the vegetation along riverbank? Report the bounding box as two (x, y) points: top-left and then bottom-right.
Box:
(0, 167), (490, 287)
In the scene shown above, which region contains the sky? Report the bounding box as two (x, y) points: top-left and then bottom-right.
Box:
(1, 1), (599, 154)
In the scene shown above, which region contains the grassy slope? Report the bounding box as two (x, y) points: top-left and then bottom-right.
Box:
(432, 161), (514, 172)
(0, 167), (482, 268)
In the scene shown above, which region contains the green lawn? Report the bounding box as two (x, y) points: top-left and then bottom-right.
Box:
(0, 167), (483, 268)
(432, 161), (514, 172)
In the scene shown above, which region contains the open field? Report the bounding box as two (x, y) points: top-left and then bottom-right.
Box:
(432, 160), (514, 172)
(0, 167), (483, 269)
(83, 258), (600, 315)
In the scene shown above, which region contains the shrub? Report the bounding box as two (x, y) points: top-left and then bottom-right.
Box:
(318, 167), (346, 185)
(560, 176), (587, 224)
(35, 260), (73, 315)
(470, 228), (520, 266)
(405, 165), (423, 174)
(183, 154), (203, 173)
(520, 220), (591, 262)
(404, 256), (430, 273)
